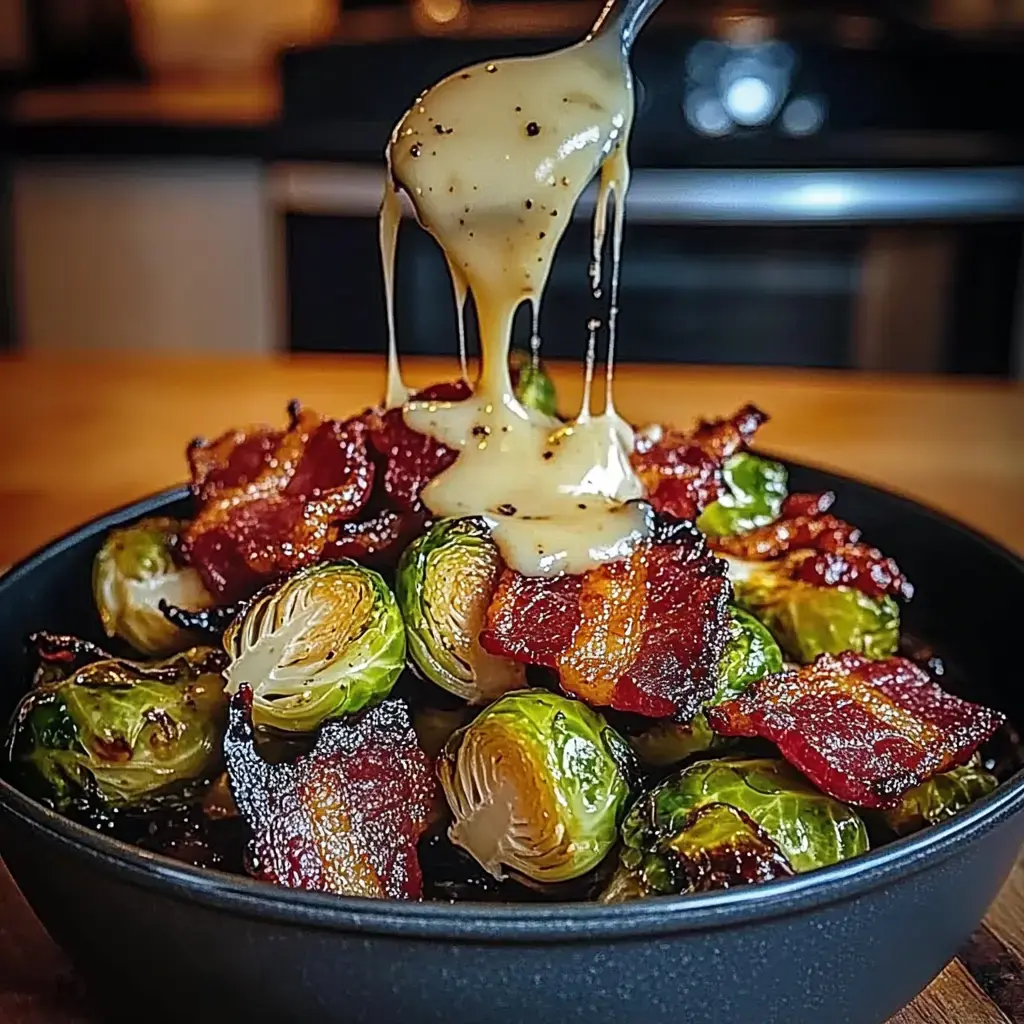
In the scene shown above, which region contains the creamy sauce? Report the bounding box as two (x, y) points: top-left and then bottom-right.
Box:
(383, 29), (650, 576)
(379, 184), (410, 408)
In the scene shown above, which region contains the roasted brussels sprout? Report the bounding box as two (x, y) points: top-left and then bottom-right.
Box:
(603, 758), (868, 900)
(397, 517), (525, 704)
(510, 349), (558, 417)
(715, 605), (785, 703)
(881, 761), (998, 836)
(438, 689), (634, 884)
(627, 714), (724, 768)
(728, 558), (899, 663)
(93, 517), (214, 656)
(223, 561), (405, 733)
(6, 646), (228, 808)
(696, 453), (787, 538)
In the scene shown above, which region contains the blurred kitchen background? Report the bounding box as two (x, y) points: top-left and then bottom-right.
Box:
(0, 0), (1022, 374)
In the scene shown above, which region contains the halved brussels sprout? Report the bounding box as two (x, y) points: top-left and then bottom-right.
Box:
(727, 557), (899, 663)
(715, 605), (785, 704)
(696, 454), (787, 538)
(223, 561), (405, 733)
(438, 689), (634, 884)
(603, 757), (868, 900)
(627, 714), (724, 768)
(397, 517), (525, 705)
(881, 761), (998, 836)
(93, 517), (214, 656)
(6, 646), (228, 808)
(510, 349), (558, 417)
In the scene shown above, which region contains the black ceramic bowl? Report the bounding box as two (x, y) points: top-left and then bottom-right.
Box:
(1, 463), (1022, 1024)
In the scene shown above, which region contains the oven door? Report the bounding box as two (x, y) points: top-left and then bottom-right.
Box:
(270, 163), (1024, 374)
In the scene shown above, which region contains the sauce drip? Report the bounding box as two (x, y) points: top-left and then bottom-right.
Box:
(384, 30), (650, 576)
(380, 183), (409, 408)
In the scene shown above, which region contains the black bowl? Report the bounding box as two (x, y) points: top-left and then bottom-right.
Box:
(1, 463), (1022, 1024)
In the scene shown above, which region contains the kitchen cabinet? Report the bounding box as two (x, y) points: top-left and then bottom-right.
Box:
(12, 160), (278, 354)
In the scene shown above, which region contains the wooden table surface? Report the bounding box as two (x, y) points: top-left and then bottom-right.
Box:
(0, 354), (1022, 1023)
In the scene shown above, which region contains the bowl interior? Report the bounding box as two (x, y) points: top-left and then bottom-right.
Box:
(0, 464), (1022, 917)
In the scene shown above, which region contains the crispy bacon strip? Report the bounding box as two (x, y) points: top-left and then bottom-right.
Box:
(707, 653), (1004, 808)
(781, 491), (836, 518)
(711, 514), (860, 559)
(325, 506), (428, 566)
(712, 513), (913, 600)
(183, 405), (375, 602)
(369, 381), (470, 512)
(225, 688), (436, 899)
(631, 405), (768, 521)
(481, 535), (732, 719)
(790, 546), (915, 601)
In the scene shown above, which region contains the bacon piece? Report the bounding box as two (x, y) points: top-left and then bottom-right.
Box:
(224, 688), (436, 899)
(781, 491), (836, 518)
(790, 546), (915, 601)
(707, 653), (1004, 808)
(711, 514), (859, 560)
(369, 381), (470, 512)
(325, 506), (427, 567)
(631, 405), (768, 521)
(713, 512), (913, 600)
(183, 406), (375, 602)
(481, 537), (732, 719)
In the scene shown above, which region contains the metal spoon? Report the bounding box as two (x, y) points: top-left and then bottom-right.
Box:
(588, 0), (665, 54)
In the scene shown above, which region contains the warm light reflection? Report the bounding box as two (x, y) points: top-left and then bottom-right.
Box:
(415, 0), (465, 25)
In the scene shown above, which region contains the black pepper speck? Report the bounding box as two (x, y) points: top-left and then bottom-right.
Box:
(497, 503), (517, 516)
(525, 199), (533, 209)
(539, 232), (546, 239)
(526, 122), (540, 137)
(410, 143), (422, 158)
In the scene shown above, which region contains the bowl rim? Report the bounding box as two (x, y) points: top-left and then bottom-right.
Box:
(1, 468), (1023, 942)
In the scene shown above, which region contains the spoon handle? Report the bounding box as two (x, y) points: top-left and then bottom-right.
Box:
(589, 0), (664, 52)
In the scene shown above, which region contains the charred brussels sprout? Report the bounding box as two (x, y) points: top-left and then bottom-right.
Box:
(397, 518), (525, 704)
(93, 517), (213, 656)
(881, 762), (998, 836)
(510, 349), (558, 417)
(714, 606), (784, 704)
(728, 558), (899, 663)
(697, 454), (787, 538)
(627, 714), (724, 768)
(6, 646), (228, 808)
(438, 689), (634, 884)
(603, 758), (867, 900)
(223, 561), (405, 733)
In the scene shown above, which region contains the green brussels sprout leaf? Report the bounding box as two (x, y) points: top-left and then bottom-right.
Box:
(93, 517), (214, 656)
(714, 606), (784, 704)
(6, 646), (228, 808)
(397, 518), (525, 704)
(224, 561), (405, 733)
(697, 454), (787, 538)
(438, 689), (634, 884)
(881, 761), (998, 836)
(727, 557), (900, 663)
(605, 757), (868, 900)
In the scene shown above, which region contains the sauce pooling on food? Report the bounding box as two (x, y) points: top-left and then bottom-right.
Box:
(382, 29), (652, 577)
